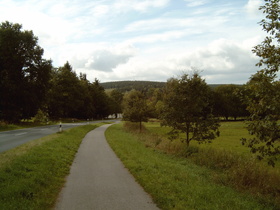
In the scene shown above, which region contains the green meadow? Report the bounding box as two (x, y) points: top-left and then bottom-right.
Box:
(106, 121), (280, 210)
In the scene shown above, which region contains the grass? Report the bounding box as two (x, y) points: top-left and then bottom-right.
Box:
(0, 123), (105, 210)
(106, 122), (280, 210)
(0, 121), (55, 132)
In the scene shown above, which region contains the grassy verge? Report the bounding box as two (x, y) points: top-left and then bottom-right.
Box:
(0, 121), (56, 132)
(0, 123), (105, 210)
(106, 123), (279, 210)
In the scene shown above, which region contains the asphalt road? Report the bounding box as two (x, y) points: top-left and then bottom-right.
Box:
(0, 120), (117, 154)
(55, 124), (159, 210)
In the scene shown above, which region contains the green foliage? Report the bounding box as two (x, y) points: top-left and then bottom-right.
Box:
(241, 73), (280, 166)
(253, 0), (280, 74)
(101, 81), (166, 92)
(213, 84), (248, 120)
(241, 0), (280, 166)
(0, 21), (52, 122)
(47, 63), (114, 119)
(109, 89), (124, 117)
(33, 109), (49, 123)
(122, 90), (149, 131)
(161, 73), (220, 146)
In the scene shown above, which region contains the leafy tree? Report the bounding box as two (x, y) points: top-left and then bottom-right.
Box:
(214, 85), (248, 120)
(109, 89), (124, 118)
(241, 0), (280, 166)
(122, 90), (149, 131)
(161, 73), (220, 147)
(146, 88), (164, 119)
(0, 21), (52, 122)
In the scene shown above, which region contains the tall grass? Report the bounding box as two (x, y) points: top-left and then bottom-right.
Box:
(0, 123), (104, 210)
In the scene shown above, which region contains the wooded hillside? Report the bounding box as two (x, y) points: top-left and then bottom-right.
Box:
(101, 81), (166, 92)
(101, 81), (234, 92)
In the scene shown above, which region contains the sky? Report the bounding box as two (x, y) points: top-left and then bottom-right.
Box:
(0, 0), (266, 84)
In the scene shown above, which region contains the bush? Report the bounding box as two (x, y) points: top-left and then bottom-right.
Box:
(33, 109), (49, 123)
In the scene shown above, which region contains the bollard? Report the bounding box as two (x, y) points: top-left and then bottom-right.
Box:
(59, 122), (62, 132)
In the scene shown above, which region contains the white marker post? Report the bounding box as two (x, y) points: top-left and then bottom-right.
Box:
(59, 122), (62, 133)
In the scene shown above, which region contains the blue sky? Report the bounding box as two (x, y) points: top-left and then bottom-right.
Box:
(0, 0), (265, 84)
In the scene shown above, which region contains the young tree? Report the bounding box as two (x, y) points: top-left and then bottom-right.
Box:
(0, 21), (52, 122)
(241, 0), (280, 166)
(161, 73), (220, 147)
(122, 90), (149, 131)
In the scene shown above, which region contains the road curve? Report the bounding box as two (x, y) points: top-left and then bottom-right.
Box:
(55, 124), (159, 210)
(0, 120), (117, 154)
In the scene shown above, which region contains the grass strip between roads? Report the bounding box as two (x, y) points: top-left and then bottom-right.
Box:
(106, 123), (278, 210)
(0, 123), (106, 210)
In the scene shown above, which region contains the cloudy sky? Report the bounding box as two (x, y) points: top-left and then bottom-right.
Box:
(1, 0), (266, 84)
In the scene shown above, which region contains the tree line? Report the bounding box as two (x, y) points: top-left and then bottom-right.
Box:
(0, 21), (122, 122)
(0, 20), (246, 123)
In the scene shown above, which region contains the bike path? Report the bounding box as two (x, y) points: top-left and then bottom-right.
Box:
(55, 124), (159, 210)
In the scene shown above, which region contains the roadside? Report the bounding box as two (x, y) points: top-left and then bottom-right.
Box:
(0, 124), (105, 209)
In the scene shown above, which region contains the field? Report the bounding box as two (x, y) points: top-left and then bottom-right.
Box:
(106, 121), (280, 210)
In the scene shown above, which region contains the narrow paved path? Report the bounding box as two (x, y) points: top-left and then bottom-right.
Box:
(55, 124), (159, 210)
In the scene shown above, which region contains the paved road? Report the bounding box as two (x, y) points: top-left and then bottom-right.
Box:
(0, 120), (117, 153)
(55, 124), (159, 210)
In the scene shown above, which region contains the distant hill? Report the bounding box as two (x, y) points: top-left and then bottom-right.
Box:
(101, 81), (240, 92)
(101, 81), (166, 92)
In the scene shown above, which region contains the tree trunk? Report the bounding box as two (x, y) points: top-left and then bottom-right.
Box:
(186, 123), (190, 147)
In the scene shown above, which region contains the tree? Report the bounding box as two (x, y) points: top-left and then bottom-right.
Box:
(161, 73), (220, 147)
(109, 89), (124, 118)
(213, 85), (248, 120)
(146, 88), (164, 119)
(47, 62), (84, 118)
(241, 0), (280, 166)
(91, 79), (112, 119)
(0, 21), (52, 122)
(122, 90), (149, 131)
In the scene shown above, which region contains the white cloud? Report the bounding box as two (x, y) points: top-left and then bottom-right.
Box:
(245, 0), (262, 17)
(68, 44), (138, 72)
(171, 38), (261, 83)
(113, 0), (170, 12)
(184, 0), (207, 7)
(107, 38), (261, 84)
(0, 0), (264, 84)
